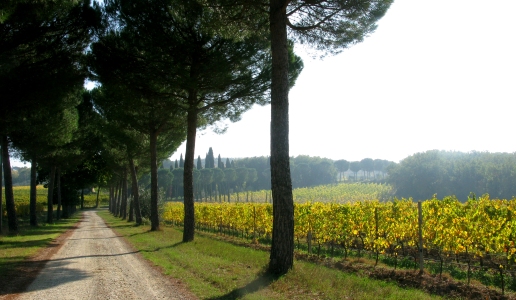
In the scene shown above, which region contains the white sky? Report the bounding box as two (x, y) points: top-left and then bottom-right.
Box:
(11, 0), (516, 167)
(171, 0), (516, 164)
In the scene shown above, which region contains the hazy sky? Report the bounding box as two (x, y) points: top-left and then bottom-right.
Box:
(12, 0), (515, 168)
(171, 0), (516, 164)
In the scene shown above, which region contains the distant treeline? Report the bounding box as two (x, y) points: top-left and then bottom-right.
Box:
(2, 153), (391, 191)
(146, 148), (393, 199)
(387, 150), (516, 201)
(3, 167), (31, 186)
(10, 150), (516, 203)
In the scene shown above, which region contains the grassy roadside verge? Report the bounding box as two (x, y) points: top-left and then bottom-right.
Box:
(0, 213), (81, 277)
(99, 210), (440, 300)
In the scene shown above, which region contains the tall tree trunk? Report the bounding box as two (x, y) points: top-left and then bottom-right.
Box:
(46, 164), (56, 224)
(129, 158), (142, 225)
(108, 183), (115, 213)
(116, 179), (122, 216)
(80, 189), (84, 210)
(150, 130), (160, 231)
(1, 136), (18, 232)
(30, 157), (38, 226)
(183, 109), (197, 242)
(113, 181), (120, 215)
(0, 143), (3, 233)
(128, 196), (134, 222)
(56, 167), (61, 220)
(95, 186), (100, 208)
(268, 0), (294, 275)
(121, 169), (128, 219)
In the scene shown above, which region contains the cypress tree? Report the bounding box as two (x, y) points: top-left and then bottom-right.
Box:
(197, 155), (202, 170)
(217, 154), (224, 168)
(207, 147), (215, 168)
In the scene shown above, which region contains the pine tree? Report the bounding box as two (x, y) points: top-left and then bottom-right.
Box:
(212, 0), (392, 274)
(180, 154), (184, 168)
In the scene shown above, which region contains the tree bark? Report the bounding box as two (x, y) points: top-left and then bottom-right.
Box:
(183, 109), (197, 242)
(108, 184), (112, 212)
(95, 186), (100, 208)
(129, 158), (143, 225)
(0, 143), (3, 233)
(81, 188), (84, 210)
(56, 167), (61, 220)
(112, 181), (119, 215)
(128, 195), (134, 222)
(121, 169), (128, 219)
(116, 179), (122, 216)
(1, 135), (18, 232)
(268, 0), (294, 275)
(30, 157), (38, 226)
(46, 164), (56, 224)
(150, 130), (160, 231)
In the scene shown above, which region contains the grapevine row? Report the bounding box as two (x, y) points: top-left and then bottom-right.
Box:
(163, 196), (516, 272)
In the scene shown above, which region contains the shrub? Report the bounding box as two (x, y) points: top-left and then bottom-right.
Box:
(138, 188), (166, 219)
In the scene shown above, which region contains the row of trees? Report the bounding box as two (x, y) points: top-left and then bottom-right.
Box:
(1, 1), (105, 233)
(165, 154), (394, 191)
(387, 150), (516, 201)
(143, 166), (258, 201)
(1, 0), (393, 274)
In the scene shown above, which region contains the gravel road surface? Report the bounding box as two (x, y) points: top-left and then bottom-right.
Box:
(14, 211), (196, 300)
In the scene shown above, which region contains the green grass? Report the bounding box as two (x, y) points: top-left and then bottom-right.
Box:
(99, 210), (441, 300)
(0, 213), (81, 277)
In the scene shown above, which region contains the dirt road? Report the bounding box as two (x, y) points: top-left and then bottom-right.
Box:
(13, 211), (196, 300)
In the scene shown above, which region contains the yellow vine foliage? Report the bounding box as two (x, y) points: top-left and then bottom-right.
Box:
(163, 195), (516, 261)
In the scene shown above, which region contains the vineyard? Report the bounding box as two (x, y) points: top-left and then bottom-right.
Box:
(163, 195), (516, 292)
(1, 186), (47, 217)
(207, 182), (393, 203)
(2, 186), (107, 217)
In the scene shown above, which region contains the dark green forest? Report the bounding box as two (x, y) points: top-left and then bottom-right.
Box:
(140, 149), (516, 203)
(387, 150), (516, 201)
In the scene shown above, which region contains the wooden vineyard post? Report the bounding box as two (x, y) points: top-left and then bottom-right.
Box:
(253, 205), (257, 243)
(307, 231), (312, 254)
(375, 207), (379, 266)
(418, 201), (424, 273)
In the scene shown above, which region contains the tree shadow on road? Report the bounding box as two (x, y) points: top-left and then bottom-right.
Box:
(0, 260), (90, 296)
(139, 241), (183, 253)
